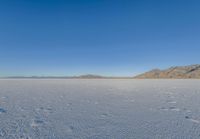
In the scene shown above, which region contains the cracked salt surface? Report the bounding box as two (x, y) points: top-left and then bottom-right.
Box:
(0, 79), (200, 138)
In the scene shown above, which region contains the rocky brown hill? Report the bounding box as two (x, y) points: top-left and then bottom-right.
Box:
(135, 65), (200, 79)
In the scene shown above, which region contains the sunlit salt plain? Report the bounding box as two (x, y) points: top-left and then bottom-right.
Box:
(0, 79), (200, 139)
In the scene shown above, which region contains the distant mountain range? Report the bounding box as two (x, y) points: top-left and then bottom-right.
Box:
(74, 74), (104, 78)
(134, 64), (200, 79)
(3, 75), (104, 79)
(2, 65), (200, 79)
(3, 74), (126, 79)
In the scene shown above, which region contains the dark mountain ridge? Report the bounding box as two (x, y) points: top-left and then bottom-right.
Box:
(134, 64), (200, 79)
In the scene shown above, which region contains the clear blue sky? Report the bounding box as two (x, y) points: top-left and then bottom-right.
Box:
(0, 0), (200, 77)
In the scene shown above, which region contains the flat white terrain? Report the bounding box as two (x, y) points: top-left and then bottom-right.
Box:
(0, 79), (200, 139)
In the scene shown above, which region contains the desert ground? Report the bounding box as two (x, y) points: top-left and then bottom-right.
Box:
(0, 79), (200, 139)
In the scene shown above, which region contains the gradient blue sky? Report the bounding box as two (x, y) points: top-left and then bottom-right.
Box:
(0, 0), (200, 77)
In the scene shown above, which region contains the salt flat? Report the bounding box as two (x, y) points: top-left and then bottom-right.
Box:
(0, 79), (200, 139)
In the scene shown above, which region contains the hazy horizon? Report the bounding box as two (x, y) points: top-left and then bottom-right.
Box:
(0, 0), (200, 77)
